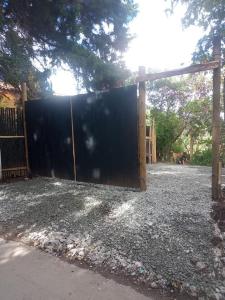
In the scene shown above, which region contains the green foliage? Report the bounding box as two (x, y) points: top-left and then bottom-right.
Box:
(182, 98), (212, 138)
(147, 74), (213, 161)
(171, 140), (184, 153)
(151, 109), (183, 159)
(0, 0), (137, 92)
(191, 148), (212, 166)
(147, 78), (189, 113)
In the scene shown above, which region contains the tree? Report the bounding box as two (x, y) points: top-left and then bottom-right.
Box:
(166, 0), (225, 62)
(147, 74), (213, 160)
(151, 109), (183, 160)
(0, 0), (137, 93)
(182, 98), (212, 158)
(147, 77), (190, 113)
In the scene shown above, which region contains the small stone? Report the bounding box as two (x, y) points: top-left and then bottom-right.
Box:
(67, 244), (75, 250)
(69, 249), (77, 257)
(190, 257), (198, 265)
(221, 267), (225, 278)
(196, 261), (207, 271)
(213, 247), (222, 257)
(184, 249), (190, 254)
(139, 267), (145, 274)
(212, 293), (222, 300)
(189, 286), (197, 297)
(17, 224), (24, 229)
(221, 257), (225, 264)
(134, 261), (142, 268)
(150, 282), (157, 289)
(78, 250), (84, 259)
(156, 274), (162, 280)
(211, 236), (223, 246)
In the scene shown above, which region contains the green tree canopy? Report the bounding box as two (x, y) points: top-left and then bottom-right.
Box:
(0, 0), (137, 94)
(148, 74), (213, 160)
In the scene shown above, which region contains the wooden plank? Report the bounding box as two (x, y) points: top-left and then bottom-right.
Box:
(138, 66), (147, 190)
(21, 82), (30, 176)
(0, 149), (2, 181)
(136, 61), (220, 83)
(212, 37), (222, 201)
(0, 136), (25, 139)
(2, 167), (27, 171)
(70, 98), (76, 181)
(152, 119), (157, 163)
(224, 77), (225, 121)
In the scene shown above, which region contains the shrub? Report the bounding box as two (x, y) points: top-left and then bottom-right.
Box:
(191, 149), (212, 166)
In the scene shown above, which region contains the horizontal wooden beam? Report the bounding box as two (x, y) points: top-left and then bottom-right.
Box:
(136, 61), (220, 83)
(0, 136), (25, 139)
(2, 167), (27, 171)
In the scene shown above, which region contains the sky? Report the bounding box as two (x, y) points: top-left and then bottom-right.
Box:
(51, 0), (204, 95)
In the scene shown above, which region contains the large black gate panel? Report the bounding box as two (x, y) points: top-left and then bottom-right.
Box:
(25, 98), (74, 180)
(72, 85), (139, 188)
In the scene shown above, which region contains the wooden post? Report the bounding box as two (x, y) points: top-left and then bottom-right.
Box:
(223, 77), (225, 122)
(212, 36), (221, 201)
(21, 82), (30, 177)
(0, 149), (2, 181)
(21, 82), (27, 104)
(152, 118), (157, 163)
(138, 66), (147, 191)
(70, 98), (76, 181)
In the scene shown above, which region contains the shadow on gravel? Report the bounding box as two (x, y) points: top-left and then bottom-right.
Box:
(0, 179), (131, 239)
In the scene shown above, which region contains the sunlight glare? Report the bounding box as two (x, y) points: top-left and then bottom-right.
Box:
(51, 0), (204, 94)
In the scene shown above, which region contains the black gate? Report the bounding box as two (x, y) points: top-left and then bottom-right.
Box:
(72, 86), (139, 187)
(25, 98), (74, 180)
(25, 85), (140, 188)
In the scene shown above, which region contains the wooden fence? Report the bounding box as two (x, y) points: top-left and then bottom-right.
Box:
(146, 121), (157, 164)
(0, 107), (27, 180)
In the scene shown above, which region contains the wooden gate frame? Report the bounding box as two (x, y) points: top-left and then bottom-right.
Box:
(136, 38), (222, 196)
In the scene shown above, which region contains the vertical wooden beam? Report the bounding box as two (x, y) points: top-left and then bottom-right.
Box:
(0, 149), (2, 181)
(223, 77), (225, 122)
(212, 36), (221, 201)
(152, 118), (157, 163)
(21, 82), (28, 104)
(21, 82), (30, 177)
(70, 98), (76, 181)
(146, 125), (151, 164)
(138, 66), (147, 190)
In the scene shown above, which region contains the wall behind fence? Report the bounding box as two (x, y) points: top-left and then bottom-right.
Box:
(25, 85), (140, 188)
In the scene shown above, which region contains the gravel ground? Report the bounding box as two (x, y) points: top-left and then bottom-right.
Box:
(0, 163), (225, 299)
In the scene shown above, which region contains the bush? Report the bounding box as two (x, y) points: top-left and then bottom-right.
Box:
(191, 149), (212, 166)
(172, 142), (184, 153)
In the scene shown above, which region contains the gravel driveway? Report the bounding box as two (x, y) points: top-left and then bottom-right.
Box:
(0, 164), (225, 299)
